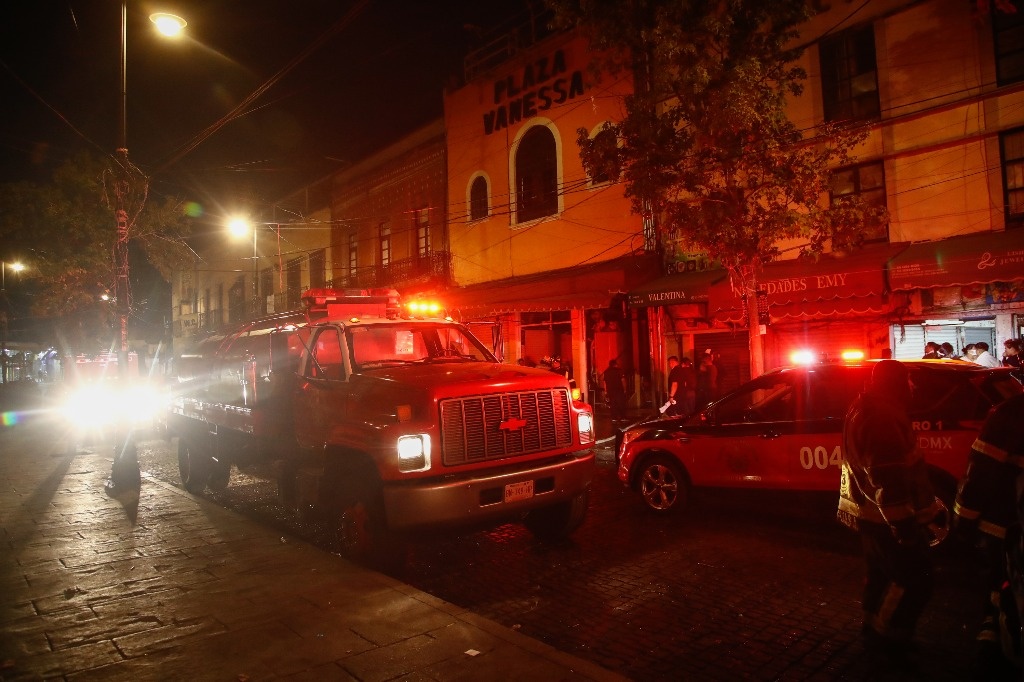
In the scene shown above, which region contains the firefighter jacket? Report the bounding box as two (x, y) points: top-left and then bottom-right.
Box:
(838, 390), (940, 535)
(954, 394), (1024, 541)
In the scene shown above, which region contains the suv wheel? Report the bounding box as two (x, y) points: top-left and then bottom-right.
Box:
(637, 454), (689, 514)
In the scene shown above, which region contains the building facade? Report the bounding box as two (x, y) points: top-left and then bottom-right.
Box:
(630, 0), (1024, 391)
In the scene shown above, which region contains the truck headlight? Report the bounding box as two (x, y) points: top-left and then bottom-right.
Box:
(397, 434), (430, 472)
(578, 412), (594, 444)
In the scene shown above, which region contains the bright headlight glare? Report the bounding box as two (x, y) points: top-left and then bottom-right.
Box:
(578, 412), (594, 444)
(397, 434), (430, 472)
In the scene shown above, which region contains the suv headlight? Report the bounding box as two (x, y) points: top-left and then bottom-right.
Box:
(397, 434), (430, 472)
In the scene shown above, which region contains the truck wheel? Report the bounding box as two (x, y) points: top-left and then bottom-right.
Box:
(207, 457), (231, 492)
(329, 471), (394, 565)
(178, 438), (210, 494)
(523, 486), (590, 541)
(636, 453), (689, 514)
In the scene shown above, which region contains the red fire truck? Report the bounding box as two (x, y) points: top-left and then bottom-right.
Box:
(166, 289), (596, 561)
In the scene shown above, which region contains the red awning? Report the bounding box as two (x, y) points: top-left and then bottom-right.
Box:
(443, 254), (661, 317)
(708, 244), (901, 324)
(887, 229), (1024, 290)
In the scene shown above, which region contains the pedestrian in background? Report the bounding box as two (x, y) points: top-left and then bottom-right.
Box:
(603, 359), (628, 423)
(973, 342), (1002, 368)
(838, 360), (941, 663)
(941, 342), (957, 359)
(695, 349), (718, 410)
(923, 342), (944, 359)
(954, 393), (1024, 678)
(665, 356), (685, 417)
(1003, 339), (1022, 369)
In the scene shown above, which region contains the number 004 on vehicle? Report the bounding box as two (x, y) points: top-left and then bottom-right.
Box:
(505, 480), (534, 503)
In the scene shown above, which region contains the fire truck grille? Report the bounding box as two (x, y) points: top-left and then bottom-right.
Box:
(440, 389), (573, 465)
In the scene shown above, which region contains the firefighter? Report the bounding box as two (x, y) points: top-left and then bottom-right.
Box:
(954, 393), (1024, 677)
(837, 360), (942, 660)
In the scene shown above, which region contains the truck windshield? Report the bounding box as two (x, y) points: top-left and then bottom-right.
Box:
(348, 323), (495, 370)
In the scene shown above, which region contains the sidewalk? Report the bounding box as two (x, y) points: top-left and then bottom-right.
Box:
(0, 417), (626, 681)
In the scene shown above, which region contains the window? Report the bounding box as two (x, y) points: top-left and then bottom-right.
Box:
(589, 127), (619, 185)
(304, 327), (345, 381)
(286, 257), (302, 309)
(819, 25), (880, 123)
(470, 176), (489, 221)
(258, 267), (273, 314)
(379, 221), (391, 267)
(416, 209), (430, 258)
(714, 374), (797, 424)
(515, 125), (558, 223)
(1002, 128), (1024, 224)
(309, 249), (326, 288)
(348, 232), (358, 276)
(994, 9), (1024, 85)
(830, 161), (887, 241)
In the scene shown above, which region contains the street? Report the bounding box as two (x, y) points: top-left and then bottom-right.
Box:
(128, 428), (992, 681)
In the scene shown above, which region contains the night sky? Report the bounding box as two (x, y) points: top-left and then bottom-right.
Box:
(1, 0), (535, 212)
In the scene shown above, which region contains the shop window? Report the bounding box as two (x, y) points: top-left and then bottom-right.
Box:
(470, 176), (489, 221)
(1002, 128), (1024, 225)
(515, 125), (559, 223)
(830, 161), (887, 241)
(995, 9), (1024, 85)
(819, 25), (880, 123)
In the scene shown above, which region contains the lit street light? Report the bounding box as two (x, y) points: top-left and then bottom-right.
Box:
(1, 261), (26, 384)
(106, 5), (186, 495)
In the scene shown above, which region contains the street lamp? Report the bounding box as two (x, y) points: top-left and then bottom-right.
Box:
(113, 5), (187, 377)
(1, 261), (26, 384)
(107, 5), (186, 495)
(1, 261), (24, 292)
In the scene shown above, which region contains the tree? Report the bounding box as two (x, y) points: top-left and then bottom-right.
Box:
(0, 150), (194, 354)
(549, 0), (883, 378)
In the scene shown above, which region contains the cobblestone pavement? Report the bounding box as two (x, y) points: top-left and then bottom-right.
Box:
(131, 426), (1005, 682)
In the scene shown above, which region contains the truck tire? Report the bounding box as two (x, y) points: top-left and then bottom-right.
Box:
(636, 453), (690, 515)
(178, 438), (210, 494)
(207, 457), (231, 492)
(327, 467), (394, 565)
(523, 485), (590, 541)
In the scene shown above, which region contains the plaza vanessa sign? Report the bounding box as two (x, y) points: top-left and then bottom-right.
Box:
(483, 49), (586, 135)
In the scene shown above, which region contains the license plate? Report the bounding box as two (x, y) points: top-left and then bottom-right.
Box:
(504, 480), (534, 503)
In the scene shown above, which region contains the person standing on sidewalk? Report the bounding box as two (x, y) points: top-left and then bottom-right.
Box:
(954, 393), (1024, 677)
(837, 360), (941, 660)
(602, 359), (628, 423)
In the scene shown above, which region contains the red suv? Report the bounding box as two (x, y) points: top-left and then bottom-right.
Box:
(617, 360), (1022, 528)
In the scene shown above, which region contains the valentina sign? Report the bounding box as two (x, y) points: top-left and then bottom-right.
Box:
(483, 49), (586, 135)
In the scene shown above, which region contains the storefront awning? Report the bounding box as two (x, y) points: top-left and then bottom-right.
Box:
(443, 254), (661, 317)
(887, 229), (1024, 290)
(627, 268), (727, 308)
(708, 243), (903, 324)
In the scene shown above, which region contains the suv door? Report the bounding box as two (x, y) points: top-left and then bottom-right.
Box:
(693, 371), (804, 488)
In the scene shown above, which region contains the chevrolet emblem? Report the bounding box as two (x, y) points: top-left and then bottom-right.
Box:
(499, 417), (528, 432)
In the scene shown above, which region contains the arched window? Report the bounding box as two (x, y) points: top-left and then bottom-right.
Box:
(470, 176), (489, 221)
(515, 126), (558, 222)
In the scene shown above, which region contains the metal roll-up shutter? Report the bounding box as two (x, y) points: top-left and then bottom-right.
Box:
(767, 321), (877, 368)
(698, 331), (751, 396)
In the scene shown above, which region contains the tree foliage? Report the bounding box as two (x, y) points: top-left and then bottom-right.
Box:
(0, 150), (194, 351)
(548, 0), (884, 376)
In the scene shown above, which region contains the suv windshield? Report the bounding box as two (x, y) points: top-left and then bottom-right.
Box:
(348, 323), (495, 370)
